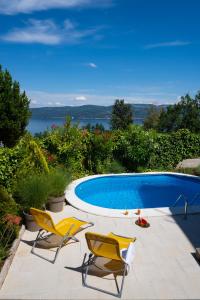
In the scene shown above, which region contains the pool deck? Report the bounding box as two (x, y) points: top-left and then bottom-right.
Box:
(0, 205), (200, 299)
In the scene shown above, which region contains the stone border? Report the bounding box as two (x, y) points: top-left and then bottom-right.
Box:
(0, 225), (25, 290)
(65, 172), (200, 218)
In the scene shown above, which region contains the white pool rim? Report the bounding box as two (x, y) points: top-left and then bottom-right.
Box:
(65, 172), (200, 218)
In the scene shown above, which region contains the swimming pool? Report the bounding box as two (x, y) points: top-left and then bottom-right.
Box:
(65, 173), (200, 217)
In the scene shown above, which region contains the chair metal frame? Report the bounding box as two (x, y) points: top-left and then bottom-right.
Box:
(82, 232), (136, 298)
(82, 253), (128, 298)
(31, 214), (94, 264)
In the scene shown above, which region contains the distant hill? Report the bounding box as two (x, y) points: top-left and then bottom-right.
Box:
(30, 104), (167, 122)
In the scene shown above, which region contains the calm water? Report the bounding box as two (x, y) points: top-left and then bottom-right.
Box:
(27, 117), (143, 134)
(75, 174), (200, 209)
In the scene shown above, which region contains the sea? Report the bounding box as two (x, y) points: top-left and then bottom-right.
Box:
(27, 117), (143, 135)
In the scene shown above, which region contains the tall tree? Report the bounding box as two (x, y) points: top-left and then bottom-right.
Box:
(0, 66), (31, 147)
(157, 92), (200, 133)
(143, 105), (162, 130)
(111, 99), (133, 130)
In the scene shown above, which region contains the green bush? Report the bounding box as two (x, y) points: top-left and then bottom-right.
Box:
(150, 129), (200, 169)
(40, 119), (85, 174)
(83, 131), (114, 173)
(104, 160), (127, 173)
(113, 126), (200, 171)
(14, 173), (49, 212)
(15, 135), (49, 179)
(0, 186), (20, 267)
(47, 167), (71, 197)
(113, 126), (156, 171)
(0, 147), (23, 190)
(0, 186), (19, 218)
(0, 135), (50, 191)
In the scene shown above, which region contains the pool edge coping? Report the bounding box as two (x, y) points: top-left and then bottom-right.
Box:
(65, 172), (200, 218)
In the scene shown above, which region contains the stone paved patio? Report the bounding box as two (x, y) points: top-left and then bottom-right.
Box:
(0, 205), (200, 299)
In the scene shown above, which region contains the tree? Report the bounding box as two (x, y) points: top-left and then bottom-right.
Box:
(157, 92), (200, 133)
(0, 66), (31, 147)
(143, 105), (162, 130)
(82, 123), (105, 133)
(111, 99), (133, 130)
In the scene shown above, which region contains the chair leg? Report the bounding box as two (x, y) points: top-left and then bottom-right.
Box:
(82, 253), (127, 298)
(31, 230), (66, 264)
(31, 229), (42, 255)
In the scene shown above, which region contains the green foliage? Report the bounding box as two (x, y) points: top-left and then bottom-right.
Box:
(83, 123), (105, 132)
(111, 99), (133, 130)
(17, 135), (49, 178)
(41, 117), (85, 174)
(0, 65), (31, 147)
(0, 186), (19, 218)
(143, 106), (162, 130)
(104, 160), (126, 174)
(47, 167), (71, 197)
(113, 126), (156, 171)
(149, 129), (200, 169)
(14, 173), (49, 212)
(83, 131), (113, 173)
(113, 127), (200, 171)
(0, 186), (20, 266)
(0, 146), (23, 190)
(157, 92), (200, 133)
(0, 221), (19, 267)
(0, 135), (50, 191)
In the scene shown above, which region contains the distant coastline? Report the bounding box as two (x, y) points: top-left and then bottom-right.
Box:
(30, 103), (166, 120)
(28, 104), (167, 134)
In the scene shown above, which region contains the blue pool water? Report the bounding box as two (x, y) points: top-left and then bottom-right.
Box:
(75, 174), (200, 209)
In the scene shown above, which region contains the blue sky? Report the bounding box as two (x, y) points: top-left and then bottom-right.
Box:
(0, 0), (200, 107)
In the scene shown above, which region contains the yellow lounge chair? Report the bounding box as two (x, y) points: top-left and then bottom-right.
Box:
(83, 232), (136, 298)
(30, 208), (94, 263)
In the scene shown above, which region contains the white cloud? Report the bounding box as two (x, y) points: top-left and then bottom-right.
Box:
(0, 0), (113, 15)
(75, 96), (87, 101)
(144, 40), (191, 49)
(31, 99), (37, 105)
(55, 101), (64, 106)
(1, 18), (100, 45)
(88, 62), (97, 68)
(27, 89), (179, 108)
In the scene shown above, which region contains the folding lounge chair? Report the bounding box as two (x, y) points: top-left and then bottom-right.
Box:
(83, 232), (136, 298)
(30, 208), (94, 263)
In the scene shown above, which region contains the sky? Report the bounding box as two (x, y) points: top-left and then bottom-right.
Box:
(0, 0), (200, 107)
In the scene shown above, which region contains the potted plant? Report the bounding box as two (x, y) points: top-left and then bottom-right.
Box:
(14, 173), (49, 231)
(46, 168), (71, 212)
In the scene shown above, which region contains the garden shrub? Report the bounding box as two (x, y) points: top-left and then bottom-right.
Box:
(0, 186), (19, 218)
(83, 131), (114, 173)
(14, 173), (50, 212)
(40, 120), (85, 174)
(0, 134), (50, 191)
(15, 135), (49, 179)
(47, 167), (71, 197)
(150, 129), (200, 169)
(104, 160), (127, 173)
(0, 186), (20, 267)
(113, 127), (200, 171)
(113, 126), (156, 171)
(0, 146), (23, 190)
